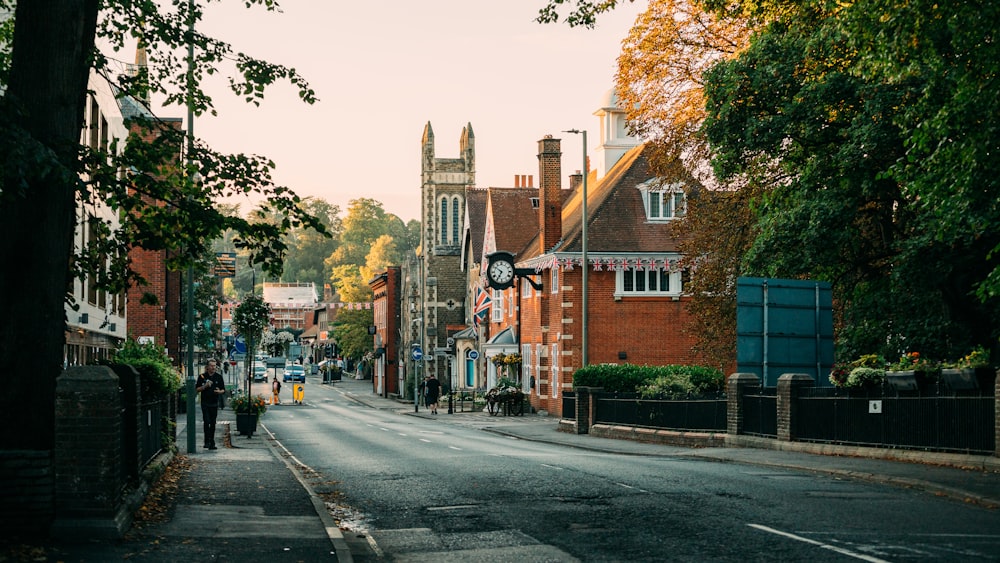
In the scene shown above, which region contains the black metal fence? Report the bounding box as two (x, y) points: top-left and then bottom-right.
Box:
(138, 400), (164, 467)
(593, 392), (727, 432)
(795, 387), (995, 455)
(742, 386), (778, 438)
(562, 391), (576, 419)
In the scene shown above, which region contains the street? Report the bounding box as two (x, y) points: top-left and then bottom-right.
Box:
(255, 377), (1000, 562)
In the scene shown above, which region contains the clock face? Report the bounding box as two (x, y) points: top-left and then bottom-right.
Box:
(488, 259), (514, 285)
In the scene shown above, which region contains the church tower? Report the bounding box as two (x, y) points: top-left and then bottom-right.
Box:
(419, 122), (475, 379)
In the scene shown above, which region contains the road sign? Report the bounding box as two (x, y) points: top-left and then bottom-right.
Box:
(411, 347), (423, 361)
(215, 252), (237, 278)
(469, 350), (479, 360)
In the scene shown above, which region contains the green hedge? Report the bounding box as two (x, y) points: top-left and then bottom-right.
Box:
(112, 340), (182, 397)
(572, 364), (725, 396)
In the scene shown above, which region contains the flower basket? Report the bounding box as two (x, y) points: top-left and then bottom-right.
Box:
(230, 393), (268, 417)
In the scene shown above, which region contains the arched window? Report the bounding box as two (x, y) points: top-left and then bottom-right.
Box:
(451, 196), (460, 244)
(440, 197), (448, 245)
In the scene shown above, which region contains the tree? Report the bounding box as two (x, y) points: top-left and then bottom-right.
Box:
(699, 0), (998, 359)
(332, 308), (374, 361)
(615, 0), (750, 184)
(282, 197), (342, 289)
(0, 1), (322, 450)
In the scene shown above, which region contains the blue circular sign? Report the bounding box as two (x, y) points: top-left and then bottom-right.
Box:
(468, 350), (479, 360)
(411, 347), (423, 361)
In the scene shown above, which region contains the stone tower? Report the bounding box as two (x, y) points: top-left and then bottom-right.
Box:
(419, 122), (475, 381)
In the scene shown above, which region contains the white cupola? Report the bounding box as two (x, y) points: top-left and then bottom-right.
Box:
(592, 88), (640, 179)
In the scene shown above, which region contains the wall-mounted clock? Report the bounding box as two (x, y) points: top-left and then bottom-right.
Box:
(486, 251), (516, 290)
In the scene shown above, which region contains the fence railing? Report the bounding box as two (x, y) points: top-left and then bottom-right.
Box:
(795, 388), (995, 455)
(138, 400), (164, 467)
(742, 386), (778, 438)
(565, 371), (996, 456)
(562, 392), (576, 420)
(594, 392), (727, 432)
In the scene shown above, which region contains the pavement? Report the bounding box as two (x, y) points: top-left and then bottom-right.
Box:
(30, 376), (1000, 562)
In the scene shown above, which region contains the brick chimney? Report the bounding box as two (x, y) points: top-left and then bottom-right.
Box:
(537, 135), (562, 254)
(569, 170), (582, 192)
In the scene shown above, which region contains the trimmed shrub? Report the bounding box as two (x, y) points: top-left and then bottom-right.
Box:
(573, 364), (725, 396)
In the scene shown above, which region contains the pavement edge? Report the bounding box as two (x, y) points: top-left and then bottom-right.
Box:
(228, 421), (355, 563)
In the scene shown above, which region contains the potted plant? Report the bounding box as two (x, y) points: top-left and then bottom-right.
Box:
(844, 366), (885, 395)
(233, 293), (271, 389)
(886, 351), (939, 393)
(942, 346), (993, 394)
(230, 392), (268, 436)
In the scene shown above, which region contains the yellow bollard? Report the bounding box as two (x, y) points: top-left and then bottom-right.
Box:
(293, 383), (304, 404)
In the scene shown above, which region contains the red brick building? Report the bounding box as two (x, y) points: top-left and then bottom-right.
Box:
(480, 92), (702, 417)
(370, 267), (402, 397)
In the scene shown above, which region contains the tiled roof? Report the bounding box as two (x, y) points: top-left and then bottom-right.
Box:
(488, 187), (541, 260)
(465, 188), (489, 263)
(519, 143), (683, 262)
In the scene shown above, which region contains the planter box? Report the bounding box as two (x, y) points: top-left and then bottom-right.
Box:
(942, 367), (995, 394)
(236, 412), (258, 437)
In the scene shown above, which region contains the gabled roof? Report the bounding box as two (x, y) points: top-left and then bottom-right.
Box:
(518, 143), (681, 261)
(488, 187), (539, 260)
(463, 188), (489, 269)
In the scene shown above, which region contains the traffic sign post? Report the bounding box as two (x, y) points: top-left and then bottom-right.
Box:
(411, 345), (423, 413)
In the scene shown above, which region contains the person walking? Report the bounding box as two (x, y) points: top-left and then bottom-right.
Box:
(271, 375), (281, 405)
(197, 359), (226, 450)
(424, 373), (441, 415)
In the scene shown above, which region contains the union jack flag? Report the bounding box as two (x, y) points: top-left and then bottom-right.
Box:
(473, 287), (492, 325)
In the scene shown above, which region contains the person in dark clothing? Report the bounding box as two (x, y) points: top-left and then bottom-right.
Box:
(424, 373), (441, 415)
(197, 360), (226, 450)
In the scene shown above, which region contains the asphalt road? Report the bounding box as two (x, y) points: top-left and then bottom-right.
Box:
(258, 379), (1000, 562)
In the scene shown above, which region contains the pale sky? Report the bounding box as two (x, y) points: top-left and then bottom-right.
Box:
(144, 0), (646, 222)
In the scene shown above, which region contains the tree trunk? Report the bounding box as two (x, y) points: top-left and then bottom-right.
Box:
(0, 0), (99, 449)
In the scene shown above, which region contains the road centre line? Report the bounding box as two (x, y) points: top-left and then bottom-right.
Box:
(748, 524), (890, 563)
(449, 446), (462, 450)
(419, 438), (432, 443)
(541, 464), (564, 470)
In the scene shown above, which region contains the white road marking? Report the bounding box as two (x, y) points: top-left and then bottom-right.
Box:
(449, 446), (462, 450)
(749, 524), (890, 563)
(541, 464), (564, 470)
(419, 438), (432, 443)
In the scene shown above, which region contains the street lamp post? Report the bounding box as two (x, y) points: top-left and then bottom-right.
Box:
(184, 0), (197, 454)
(563, 129), (588, 367)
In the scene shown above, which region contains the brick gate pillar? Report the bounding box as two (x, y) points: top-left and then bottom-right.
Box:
(574, 386), (602, 435)
(51, 365), (130, 539)
(726, 372), (760, 436)
(777, 373), (815, 442)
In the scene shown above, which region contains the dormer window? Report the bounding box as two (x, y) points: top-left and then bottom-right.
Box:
(638, 178), (686, 221)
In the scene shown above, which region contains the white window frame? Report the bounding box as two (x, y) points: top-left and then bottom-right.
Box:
(616, 266), (683, 296)
(550, 267), (559, 294)
(535, 343), (542, 394)
(491, 289), (504, 322)
(521, 344), (532, 392)
(638, 179), (686, 222)
(550, 342), (559, 398)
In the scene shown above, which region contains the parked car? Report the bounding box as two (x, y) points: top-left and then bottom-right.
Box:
(283, 364), (306, 383)
(252, 365), (268, 382)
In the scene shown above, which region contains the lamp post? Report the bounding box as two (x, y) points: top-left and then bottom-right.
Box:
(563, 129), (588, 367)
(184, 0), (197, 454)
